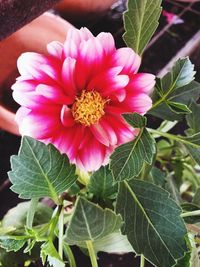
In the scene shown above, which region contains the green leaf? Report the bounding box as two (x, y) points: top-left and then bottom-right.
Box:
(161, 58), (195, 93)
(65, 197), (122, 243)
(149, 167), (166, 188)
(41, 241), (65, 267)
(183, 133), (200, 166)
(2, 201), (52, 229)
(150, 82), (200, 121)
(123, 113), (146, 128)
(157, 139), (172, 159)
(68, 232), (133, 254)
(167, 101), (191, 114)
(0, 238), (26, 252)
(123, 0), (162, 55)
(165, 175), (182, 205)
(0, 227), (15, 236)
(186, 101), (200, 134)
(91, 232), (133, 254)
(110, 116), (156, 181)
(150, 58), (197, 121)
(9, 136), (77, 203)
(88, 165), (118, 199)
(173, 252), (191, 267)
(193, 188), (200, 206)
(159, 132), (200, 167)
(116, 179), (187, 267)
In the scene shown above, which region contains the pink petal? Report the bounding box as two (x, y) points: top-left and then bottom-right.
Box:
(90, 123), (110, 147)
(76, 133), (106, 171)
(123, 93), (152, 115)
(79, 27), (94, 41)
(60, 105), (75, 127)
(17, 108), (61, 139)
(52, 125), (84, 161)
(12, 80), (51, 108)
(128, 73), (155, 94)
(47, 41), (64, 59)
(17, 52), (61, 84)
(12, 79), (36, 92)
(63, 28), (94, 59)
(88, 66), (122, 90)
(41, 64), (62, 83)
(78, 130), (92, 150)
(15, 107), (31, 126)
(97, 32), (115, 55)
(91, 119), (118, 146)
(75, 38), (104, 90)
(112, 47), (141, 74)
(88, 67), (129, 101)
(63, 39), (78, 59)
(62, 58), (77, 97)
(36, 84), (72, 104)
(99, 119), (118, 146)
(102, 114), (135, 144)
(66, 27), (94, 46)
(101, 75), (128, 101)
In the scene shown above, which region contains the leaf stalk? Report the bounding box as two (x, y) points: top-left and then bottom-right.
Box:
(140, 254), (145, 267)
(86, 240), (98, 267)
(181, 210), (200, 218)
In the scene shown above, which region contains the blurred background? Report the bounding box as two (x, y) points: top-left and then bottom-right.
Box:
(0, 0), (200, 266)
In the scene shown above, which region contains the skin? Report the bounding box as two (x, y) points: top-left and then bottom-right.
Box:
(0, 106), (19, 135)
(55, 0), (117, 22)
(0, 13), (73, 135)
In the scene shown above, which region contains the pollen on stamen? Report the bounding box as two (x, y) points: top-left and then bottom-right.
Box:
(71, 90), (108, 126)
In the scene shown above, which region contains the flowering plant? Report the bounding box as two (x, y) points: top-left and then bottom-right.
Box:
(1, 0), (200, 267)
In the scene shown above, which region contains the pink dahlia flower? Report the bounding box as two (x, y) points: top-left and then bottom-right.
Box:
(12, 27), (155, 172)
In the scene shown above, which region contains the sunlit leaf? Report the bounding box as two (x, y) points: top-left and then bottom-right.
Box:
(71, 231), (133, 254)
(167, 101), (191, 114)
(41, 241), (65, 267)
(0, 238), (26, 252)
(2, 202), (52, 229)
(123, 0), (162, 55)
(150, 58), (197, 121)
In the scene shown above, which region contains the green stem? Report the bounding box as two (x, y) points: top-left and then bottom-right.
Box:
(183, 163), (200, 188)
(140, 255), (145, 267)
(58, 206), (64, 259)
(63, 243), (77, 267)
(49, 205), (63, 238)
(151, 97), (165, 110)
(151, 79), (178, 111)
(148, 128), (182, 141)
(86, 240), (98, 267)
(148, 128), (200, 148)
(76, 168), (91, 186)
(26, 198), (39, 229)
(181, 210), (200, 218)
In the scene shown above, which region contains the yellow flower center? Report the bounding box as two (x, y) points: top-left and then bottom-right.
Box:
(72, 90), (107, 126)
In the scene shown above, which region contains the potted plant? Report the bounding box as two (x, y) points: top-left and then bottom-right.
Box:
(0, 0), (200, 267)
